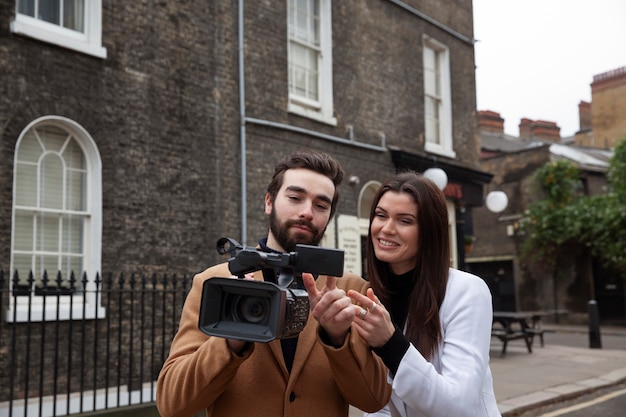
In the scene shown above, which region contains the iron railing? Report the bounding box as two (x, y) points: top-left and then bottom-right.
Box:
(0, 270), (192, 417)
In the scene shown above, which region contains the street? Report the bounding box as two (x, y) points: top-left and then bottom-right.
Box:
(515, 382), (626, 417)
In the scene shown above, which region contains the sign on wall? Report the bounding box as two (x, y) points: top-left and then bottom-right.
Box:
(336, 215), (362, 276)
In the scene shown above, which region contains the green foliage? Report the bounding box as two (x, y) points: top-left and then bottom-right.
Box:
(520, 160), (582, 269)
(532, 159), (581, 208)
(608, 135), (626, 202)
(520, 136), (626, 276)
(583, 136), (626, 274)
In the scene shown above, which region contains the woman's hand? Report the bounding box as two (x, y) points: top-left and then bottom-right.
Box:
(348, 288), (395, 348)
(303, 273), (355, 346)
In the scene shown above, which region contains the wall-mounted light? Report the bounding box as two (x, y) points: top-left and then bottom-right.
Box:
(423, 167), (448, 190)
(486, 191), (508, 213)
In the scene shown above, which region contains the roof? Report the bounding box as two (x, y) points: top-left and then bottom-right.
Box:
(549, 144), (612, 172)
(479, 130), (546, 153)
(480, 131), (614, 172)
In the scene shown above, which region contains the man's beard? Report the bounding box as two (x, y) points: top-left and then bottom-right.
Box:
(269, 208), (326, 252)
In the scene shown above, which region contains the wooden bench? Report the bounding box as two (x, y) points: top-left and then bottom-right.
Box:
(491, 327), (533, 357)
(524, 314), (554, 347)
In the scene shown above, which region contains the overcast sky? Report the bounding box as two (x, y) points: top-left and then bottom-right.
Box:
(473, 0), (626, 138)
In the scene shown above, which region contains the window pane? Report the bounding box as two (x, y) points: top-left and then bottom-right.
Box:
(17, 0), (35, 16)
(14, 211), (34, 251)
(425, 117), (439, 144)
(41, 154), (64, 209)
(17, 131), (44, 163)
(307, 48), (318, 99)
(38, 212), (60, 252)
(15, 163), (38, 206)
(63, 256), (82, 279)
(13, 255), (32, 285)
(64, 139), (87, 210)
(425, 96), (440, 144)
(63, 0), (84, 32)
(62, 214), (83, 253)
(40, 0), (61, 25)
(37, 255), (60, 285)
(39, 125), (68, 153)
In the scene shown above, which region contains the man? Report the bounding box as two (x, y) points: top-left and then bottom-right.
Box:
(157, 150), (391, 417)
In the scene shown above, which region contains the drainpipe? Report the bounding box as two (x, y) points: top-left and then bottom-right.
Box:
(238, 0), (247, 245)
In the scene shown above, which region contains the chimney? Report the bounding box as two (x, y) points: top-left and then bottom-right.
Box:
(591, 66), (626, 93)
(519, 118), (561, 142)
(519, 118), (533, 140)
(578, 101), (591, 131)
(477, 110), (505, 134)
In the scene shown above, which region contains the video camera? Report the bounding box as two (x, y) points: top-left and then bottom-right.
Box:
(198, 237), (344, 342)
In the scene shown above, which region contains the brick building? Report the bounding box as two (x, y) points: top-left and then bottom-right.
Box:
(0, 0), (489, 414)
(575, 65), (626, 149)
(468, 110), (619, 323)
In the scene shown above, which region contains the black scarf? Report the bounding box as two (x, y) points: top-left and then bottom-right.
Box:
(258, 237), (298, 373)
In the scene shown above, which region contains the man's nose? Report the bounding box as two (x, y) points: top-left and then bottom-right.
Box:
(298, 201), (314, 219)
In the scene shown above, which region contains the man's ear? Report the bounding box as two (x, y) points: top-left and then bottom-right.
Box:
(264, 193), (272, 215)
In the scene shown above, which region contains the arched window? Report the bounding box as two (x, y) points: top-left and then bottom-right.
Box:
(9, 116), (103, 321)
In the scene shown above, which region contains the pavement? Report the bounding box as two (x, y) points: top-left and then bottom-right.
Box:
(491, 324), (626, 416)
(349, 324), (626, 417)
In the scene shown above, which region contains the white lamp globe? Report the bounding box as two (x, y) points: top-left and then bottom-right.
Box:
(486, 191), (508, 213)
(423, 168), (448, 190)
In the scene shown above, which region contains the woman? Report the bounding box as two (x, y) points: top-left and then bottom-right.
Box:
(348, 171), (500, 417)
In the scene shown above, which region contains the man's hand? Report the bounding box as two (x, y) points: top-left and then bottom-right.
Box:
(302, 273), (355, 346)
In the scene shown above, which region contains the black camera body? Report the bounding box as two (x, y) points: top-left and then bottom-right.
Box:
(198, 237), (344, 342)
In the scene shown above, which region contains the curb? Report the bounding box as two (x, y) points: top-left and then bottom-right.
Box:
(499, 368), (626, 416)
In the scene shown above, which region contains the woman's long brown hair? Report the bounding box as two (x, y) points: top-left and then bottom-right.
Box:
(366, 171), (450, 360)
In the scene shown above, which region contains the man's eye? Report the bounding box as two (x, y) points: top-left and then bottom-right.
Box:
(288, 195), (301, 201)
(315, 204), (329, 210)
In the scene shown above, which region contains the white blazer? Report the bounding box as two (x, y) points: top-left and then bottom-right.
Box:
(366, 268), (501, 417)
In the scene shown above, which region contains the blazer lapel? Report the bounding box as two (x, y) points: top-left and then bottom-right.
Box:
(287, 314), (317, 382)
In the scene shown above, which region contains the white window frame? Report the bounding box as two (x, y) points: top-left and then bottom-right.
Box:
(7, 116), (104, 322)
(423, 35), (455, 158)
(10, 0), (107, 59)
(287, 0), (336, 126)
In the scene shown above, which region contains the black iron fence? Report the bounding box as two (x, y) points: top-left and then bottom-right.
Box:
(0, 270), (192, 417)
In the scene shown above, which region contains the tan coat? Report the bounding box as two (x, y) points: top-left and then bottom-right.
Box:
(157, 262), (391, 417)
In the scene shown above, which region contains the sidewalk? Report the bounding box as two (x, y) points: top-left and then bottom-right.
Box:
(348, 324), (626, 417)
(491, 324), (626, 416)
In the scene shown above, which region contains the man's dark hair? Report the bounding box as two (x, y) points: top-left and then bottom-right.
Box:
(266, 150), (344, 219)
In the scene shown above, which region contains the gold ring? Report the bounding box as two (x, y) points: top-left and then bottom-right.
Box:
(359, 308), (368, 319)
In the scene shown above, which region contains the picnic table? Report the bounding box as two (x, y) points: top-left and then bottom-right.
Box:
(491, 311), (547, 357)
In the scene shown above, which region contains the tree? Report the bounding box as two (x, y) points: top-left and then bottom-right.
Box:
(519, 159), (582, 268)
(519, 159), (583, 312)
(520, 136), (626, 316)
(580, 136), (626, 276)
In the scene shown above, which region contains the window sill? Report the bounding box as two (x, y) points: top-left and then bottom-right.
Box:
(425, 143), (456, 159)
(11, 19), (107, 59)
(288, 103), (337, 126)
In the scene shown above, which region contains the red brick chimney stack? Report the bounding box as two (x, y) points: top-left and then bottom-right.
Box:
(477, 110), (505, 134)
(578, 100), (591, 131)
(519, 118), (561, 142)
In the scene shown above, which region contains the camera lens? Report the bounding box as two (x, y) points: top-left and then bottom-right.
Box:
(233, 295), (269, 324)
